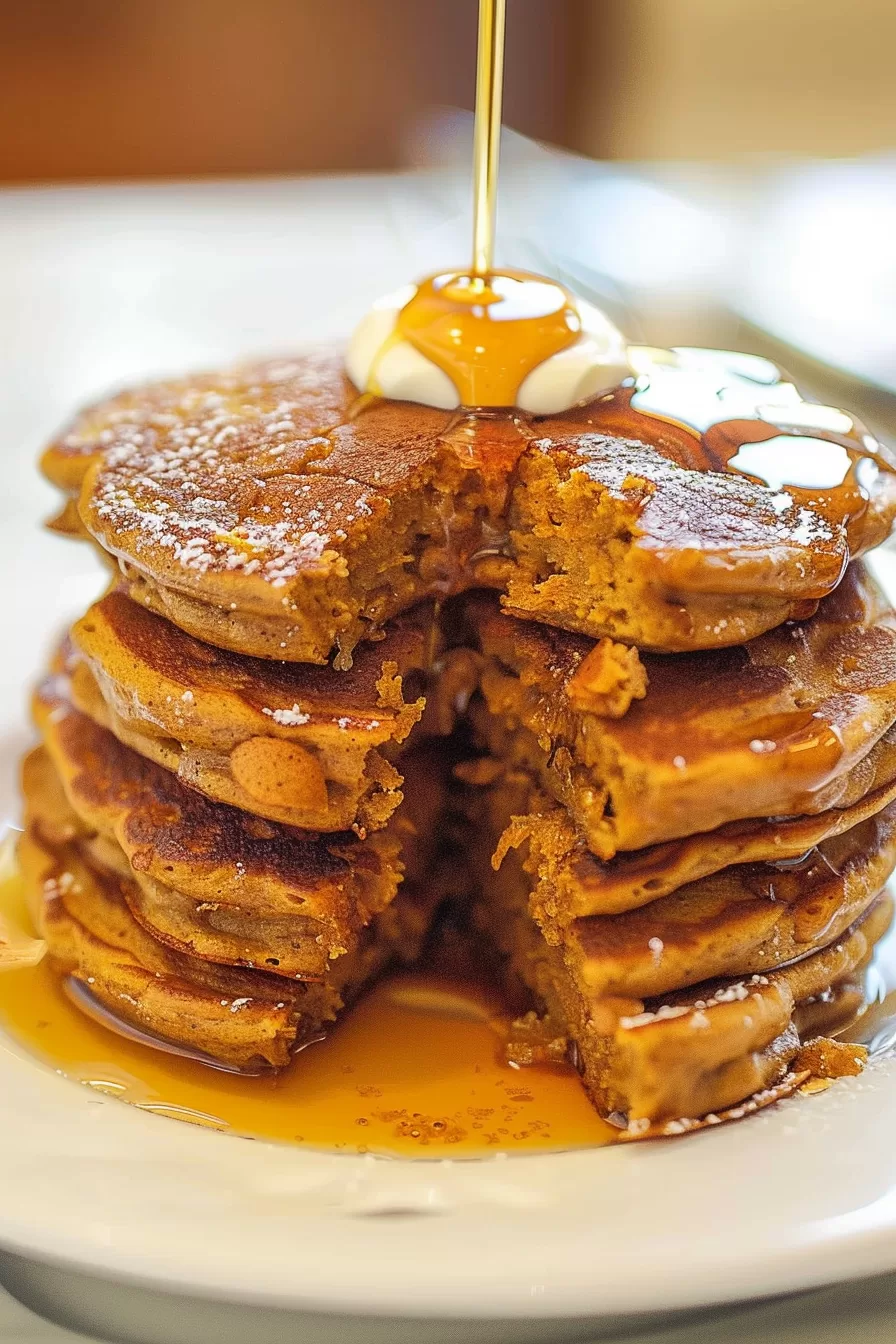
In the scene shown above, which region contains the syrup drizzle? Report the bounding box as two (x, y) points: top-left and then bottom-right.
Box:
(1, 858), (893, 1151)
(585, 346), (896, 520)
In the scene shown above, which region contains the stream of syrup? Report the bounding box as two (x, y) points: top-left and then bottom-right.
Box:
(366, 0), (588, 409)
(0, 860), (613, 1157)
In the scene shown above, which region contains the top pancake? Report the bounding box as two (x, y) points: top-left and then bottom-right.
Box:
(42, 349), (896, 662)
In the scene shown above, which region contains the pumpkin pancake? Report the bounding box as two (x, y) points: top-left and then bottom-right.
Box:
(21, 821), (307, 1071)
(33, 676), (445, 981)
(526, 764), (896, 922)
(453, 563), (896, 860)
(68, 590), (435, 833)
(18, 803), (438, 1072)
(464, 767), (892, 1125)
(553, 808), (896, 1001)
(41, 349), (896, 664)
(590, 907), (887, 1129)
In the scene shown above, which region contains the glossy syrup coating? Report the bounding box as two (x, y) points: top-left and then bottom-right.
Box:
(41, 348), (896, 662)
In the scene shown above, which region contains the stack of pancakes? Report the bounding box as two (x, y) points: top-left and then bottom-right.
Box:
(26, 347), (896, 1131)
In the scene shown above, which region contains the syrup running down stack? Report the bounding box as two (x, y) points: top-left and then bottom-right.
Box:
(10, 259), (896, 1144)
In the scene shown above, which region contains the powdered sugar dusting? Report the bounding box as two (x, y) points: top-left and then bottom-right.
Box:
(619, 974), (773, 1031)
(262, 704), (310, 727)
(75, 355), (384, 587)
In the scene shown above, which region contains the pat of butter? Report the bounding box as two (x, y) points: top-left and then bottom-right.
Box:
(346, 286), (633, 414)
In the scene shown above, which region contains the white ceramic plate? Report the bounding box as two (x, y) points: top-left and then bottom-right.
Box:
(4, 178), (896, 1344)
(2, 484), (896, 1344)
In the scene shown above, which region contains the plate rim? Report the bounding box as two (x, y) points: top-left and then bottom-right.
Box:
(2, 1037), (896, 1321)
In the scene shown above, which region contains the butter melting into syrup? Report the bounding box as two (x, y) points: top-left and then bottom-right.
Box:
(0, 864), (611, 1156)
(375, 282), (894, 534)
(378, 269), (581, 407)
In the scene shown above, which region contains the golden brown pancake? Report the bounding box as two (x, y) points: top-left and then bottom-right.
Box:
(593, 904), (886, 1129)
(19, 801), (438, 1072)
(464, 767), (891, 1125)
(33, 676), (445, 980)
(41, 351), (896, 663)
(455, 564), (896, 859)
(478, 768), (896, 1001)
(559, 807), (896, 1001)
(526, 765), (896, 922)
(22, 822), (307, 1070)
(68, 591), (434, 832)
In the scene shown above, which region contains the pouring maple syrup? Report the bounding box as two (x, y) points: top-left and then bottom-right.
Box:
(347, 0), (896, 553)
(390, 10), (581, 414)
(347, 0), (632, 414)
(7, 0), (896, 1163)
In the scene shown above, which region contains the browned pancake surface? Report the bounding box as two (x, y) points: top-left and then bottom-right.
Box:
(33, 676), (429, 977)
(42, 351), (896, 661)
(461, 564), (896, 857)
(69, 591), (432, 831)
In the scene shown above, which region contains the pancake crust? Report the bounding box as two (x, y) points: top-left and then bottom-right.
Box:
(563, 806), (896, 1000)
(597, 899), (889, 1126)
(19, 816), (435, 1072)
(69, 591), (433, 832)
(535, 765), (896, 921)
(465, 768), (892, 1124)
(33, 677), (444, 979)
(459, 564), (896, 858)
(42, 351), (896, 662)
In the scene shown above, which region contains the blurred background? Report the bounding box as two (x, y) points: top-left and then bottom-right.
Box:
(1, 0), (895, 459)
(3, 0), (896, 178)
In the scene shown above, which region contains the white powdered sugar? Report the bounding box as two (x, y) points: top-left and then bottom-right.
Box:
(262, 704), (310, 727)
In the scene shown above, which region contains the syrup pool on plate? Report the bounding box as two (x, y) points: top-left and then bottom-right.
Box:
(0, 855), (613, 1157)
